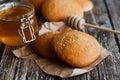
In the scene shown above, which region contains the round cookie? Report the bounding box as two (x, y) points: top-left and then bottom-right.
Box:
(32, 32), (58, 58)
(41, 0), (83, 22)
(76, 0), (93, 12)
(51, 30), (101, 67)
(29, 0), (44, 11)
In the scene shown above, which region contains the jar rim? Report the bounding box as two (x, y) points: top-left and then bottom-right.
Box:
(0, 2), (35, 21)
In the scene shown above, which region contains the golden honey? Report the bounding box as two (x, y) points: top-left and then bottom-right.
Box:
(0, 2), (38, 46)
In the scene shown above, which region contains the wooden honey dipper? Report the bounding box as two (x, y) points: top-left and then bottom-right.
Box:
(66, 16), (120, 34)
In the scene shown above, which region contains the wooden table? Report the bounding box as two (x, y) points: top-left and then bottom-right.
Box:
(0, 0), (120, 80)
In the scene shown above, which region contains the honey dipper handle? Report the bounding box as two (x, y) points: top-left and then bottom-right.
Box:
(84, 23), (120, 35)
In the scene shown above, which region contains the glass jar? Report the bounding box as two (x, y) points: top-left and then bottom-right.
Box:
(0, 2), (38, 46)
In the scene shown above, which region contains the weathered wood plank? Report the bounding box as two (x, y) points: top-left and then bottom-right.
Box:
(104, 0), (120, 51)
(84, 0), (120, 80)
(105, 0), (120, 79)
(0, 44), (5, 61)
(0, 46), (57, 80)
(0, 46), (19, 80)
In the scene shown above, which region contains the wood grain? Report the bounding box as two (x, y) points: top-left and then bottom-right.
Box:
(104, 0), (120, 50)
(85, 0), (120, 80)
(0, 44), (5, 61)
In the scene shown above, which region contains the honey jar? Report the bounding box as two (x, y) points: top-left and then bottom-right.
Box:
(0, 2), (39, 46)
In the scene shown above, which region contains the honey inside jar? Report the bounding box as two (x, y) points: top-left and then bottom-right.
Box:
(0, 2), (38, 46)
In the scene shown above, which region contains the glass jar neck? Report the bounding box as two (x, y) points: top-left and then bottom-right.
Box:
(0, 2), (34, 21)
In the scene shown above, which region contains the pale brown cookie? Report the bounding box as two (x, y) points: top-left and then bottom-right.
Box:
(41, 0), (83, 22)
(76, 0), (93, 12)
(51, 30), (101, 67)
(31, 32), (58, 58)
